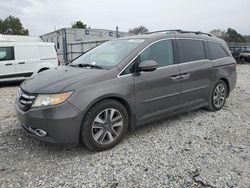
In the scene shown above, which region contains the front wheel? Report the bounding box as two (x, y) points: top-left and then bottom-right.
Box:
(239, 57), (246, 64)
(80, 99), (128, 151)
(206, 80), (227, 111)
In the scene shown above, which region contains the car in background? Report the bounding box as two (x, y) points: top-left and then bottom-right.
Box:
(239, 48), (250, 63)
(0, 42), (59, 82)
(229, 46), (250, 63)
(229, 47), (241, 62)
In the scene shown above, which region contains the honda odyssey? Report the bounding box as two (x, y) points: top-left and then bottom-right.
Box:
(15, 30), (237, 151)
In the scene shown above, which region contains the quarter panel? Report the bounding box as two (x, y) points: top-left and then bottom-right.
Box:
(211, 57), (237, 93)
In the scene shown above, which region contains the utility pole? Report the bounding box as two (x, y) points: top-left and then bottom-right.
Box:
(116, 26), (119, 38)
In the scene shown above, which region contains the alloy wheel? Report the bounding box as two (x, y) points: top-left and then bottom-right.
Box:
(213, 84), (226, 108)
(92, 108), (123, 145)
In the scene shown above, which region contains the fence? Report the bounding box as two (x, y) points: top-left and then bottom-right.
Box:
(227, 42), (250, 48)
(67, 39), (108, 62)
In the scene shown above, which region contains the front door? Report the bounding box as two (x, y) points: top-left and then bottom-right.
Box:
(133, 39), (181, 122)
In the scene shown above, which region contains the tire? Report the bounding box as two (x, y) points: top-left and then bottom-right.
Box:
(80, 99), (128, 151)
(239, 57), (245, 64)
(206, 80), (227, 111)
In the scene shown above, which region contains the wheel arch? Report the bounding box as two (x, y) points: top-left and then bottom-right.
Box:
(38, 67), (50, 73)
(32, 63), (56, 76)
(81, 95), (135, 132)
(219, 77), (230, 97)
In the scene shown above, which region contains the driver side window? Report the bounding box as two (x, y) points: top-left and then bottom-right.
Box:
(120, 39), (173, 76)
(139, 39), (173, 67)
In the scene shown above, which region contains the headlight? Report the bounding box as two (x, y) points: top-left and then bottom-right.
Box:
(32, 91), (73, 108)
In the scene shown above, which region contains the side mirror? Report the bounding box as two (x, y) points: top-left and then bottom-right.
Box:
(138, 60), (158, 72)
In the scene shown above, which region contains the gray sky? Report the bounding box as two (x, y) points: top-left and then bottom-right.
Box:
(0, 0), (249, 36)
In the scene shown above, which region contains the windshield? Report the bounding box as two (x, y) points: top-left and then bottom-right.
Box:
(72, 39), (145, 69)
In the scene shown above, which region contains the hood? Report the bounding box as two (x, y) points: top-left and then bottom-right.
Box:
(21, 66), (108, 93)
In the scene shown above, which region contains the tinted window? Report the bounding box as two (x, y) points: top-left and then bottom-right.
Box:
(0, 47), (14, 61)
(139, 40), (173, 67)
(121, 62), (136, 75)
(208, 42), (229, 60)
(177, 39), (206, 63)
(121, 40), (173, 75)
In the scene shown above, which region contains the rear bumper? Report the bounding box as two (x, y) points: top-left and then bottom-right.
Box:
(15, 101), (83, 144)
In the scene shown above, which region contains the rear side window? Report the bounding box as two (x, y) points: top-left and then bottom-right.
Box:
(208, 42), (229, 60)
(0, 47), (14, 61)
(139, 39), (173, 67)
(177, 39), (206, 63)
(39, 46), (55, 58)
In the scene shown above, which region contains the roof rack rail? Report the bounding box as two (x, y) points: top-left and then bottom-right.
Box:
(146, 30), (183, 34)
(146, 30), (213, 37)
(179, 30), (213, 37)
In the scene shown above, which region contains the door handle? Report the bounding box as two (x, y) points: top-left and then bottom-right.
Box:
(5, 63), (13, 66)
(180, 73), (190, 80)
(18, 62), (25, 64)
(169, 75), (181, 81)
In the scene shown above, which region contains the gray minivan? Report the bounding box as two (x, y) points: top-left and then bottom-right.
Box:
(15, 30), (237, 151)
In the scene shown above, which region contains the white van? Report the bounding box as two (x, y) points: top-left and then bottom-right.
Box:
(0, 42), (59, 82)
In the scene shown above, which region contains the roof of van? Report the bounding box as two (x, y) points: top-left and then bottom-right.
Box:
(0, 34), (42, 42)
(0, 42), (55, 47)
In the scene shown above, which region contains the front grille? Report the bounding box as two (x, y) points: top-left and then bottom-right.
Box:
(17, 88), (36, 111)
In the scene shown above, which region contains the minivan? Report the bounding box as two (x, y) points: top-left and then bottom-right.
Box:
(15, 30), (237, 151)
(0, 42), (59, 82)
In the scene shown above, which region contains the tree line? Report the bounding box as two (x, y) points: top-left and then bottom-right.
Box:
(0, 15), (29, 35)
(0, 15), (249, 43)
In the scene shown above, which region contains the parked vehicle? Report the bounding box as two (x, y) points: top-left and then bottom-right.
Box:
(229, 46), (250, 63)
(229, 47), (241, 62)
(15, 30), (237, 151)
(239, 48), (250, 63)
(0, 42), (59, 82)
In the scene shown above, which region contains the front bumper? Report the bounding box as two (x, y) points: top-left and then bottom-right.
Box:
(15, 101), (83, 144)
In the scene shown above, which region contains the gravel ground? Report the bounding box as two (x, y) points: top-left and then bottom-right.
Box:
(0, 65), (249, 188)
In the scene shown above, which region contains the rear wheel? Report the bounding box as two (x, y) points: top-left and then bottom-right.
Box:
(206, 80), (227, 111)
(80, 99), (128, 151)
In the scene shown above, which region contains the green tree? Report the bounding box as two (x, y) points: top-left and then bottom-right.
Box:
(210, 29), (227, 40)
(0, 15), (29, 35)
(128, 26), (149, 35)
(72, 21), (87, 29)
(225, 28), (245, 42)
(0, 19), (4, 33)
(245, 35), (250, 43)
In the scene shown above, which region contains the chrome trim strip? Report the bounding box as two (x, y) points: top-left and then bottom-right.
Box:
(181, 86), (207, 94)
(21, 93), (36, 100)
(211, 56), (231, 62)
(20, 100), (33, 105)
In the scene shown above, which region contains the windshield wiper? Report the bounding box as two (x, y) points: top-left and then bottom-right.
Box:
(71, 63), (103, 69)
